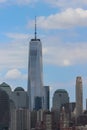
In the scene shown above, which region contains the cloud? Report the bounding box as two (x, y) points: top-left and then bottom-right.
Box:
(43, 36), (87, 66)
(5, 69), (22, 79)
(0, 0), (7, 3)
(0, 0), (38, 5)
(0, 33), (29, 69)
(28, 8), (87, 29)
(6, 33), (29, 40)
(44, 0), (87, 8)
(5, 69), (27, 80)
(0, 32), (87, 71)
(0, 0), (87, 7)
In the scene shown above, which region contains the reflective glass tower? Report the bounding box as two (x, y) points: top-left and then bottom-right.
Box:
(28, 19), (43, 110)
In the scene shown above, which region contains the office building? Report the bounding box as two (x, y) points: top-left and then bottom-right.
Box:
(86, 99), (87, 110)
(52, 89), (69, 122)
(44, 86), (50, 110)
(43, 111), (54, 130)
(35, 96), (42, 110)
(10, 108), (30, 130)
(62, 102), (76, 120)
(0, 82), (12, 97)
(37, 109), (44, 122)
(31, 110), (37, 129)
(60, 107), (69, 129)
(31, 109), (44, 129)
(27, 19), (44, 110)
(76, 76), (83, 117)
(52, 89), (69, 111)
(0, 88), (10, 130)
(11, 87), (28, 109)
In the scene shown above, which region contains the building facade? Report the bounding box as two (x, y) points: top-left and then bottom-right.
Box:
(10, 108), (30, 130)
(11, 87), (28, 109)
(52, 89), (69, 111)
(76, 76), (83, 117)
(27, 22), (44, 110)
(0, 82), (12, 98)
(43, 111), (54, 130)
(52, 89), (69, 123)
(44, 86), (50, 110)
(86, 99), (87, 110)
(0, 88), (10, 130)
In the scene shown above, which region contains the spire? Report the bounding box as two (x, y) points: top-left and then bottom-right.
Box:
(35, 16), (37, 40)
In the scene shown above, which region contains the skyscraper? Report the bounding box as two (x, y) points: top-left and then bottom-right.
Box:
(52, 89), (69, 122)
(76, 76), (83, 117)
(10, 108), (30, 130)
(28, 18), (43, 110)
(11, 87), (28, 109)
(52, 89), (69, 111)
(0, 82), (12, 98)
(0, 89), (10, 130)
(44, 86), (50, 110)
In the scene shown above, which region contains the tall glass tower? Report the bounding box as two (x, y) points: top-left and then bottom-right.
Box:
(27, 19), (43, 110)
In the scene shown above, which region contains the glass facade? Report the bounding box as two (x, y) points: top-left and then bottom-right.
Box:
(35, 96), (42, 110)
(28, 39), (43, 110)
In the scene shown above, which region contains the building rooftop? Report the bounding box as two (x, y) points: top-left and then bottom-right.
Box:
(14, 87), (25, 92)
(31, 39), (40, 41)
(0, 82), (12, 94)
(55, 89), (68, 94)
(0, 82), (11, 88)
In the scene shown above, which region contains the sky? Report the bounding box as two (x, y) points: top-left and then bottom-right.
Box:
(0, 0), (87, 109)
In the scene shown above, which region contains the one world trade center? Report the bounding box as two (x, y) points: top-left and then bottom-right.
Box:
(27, 19), (44, 111)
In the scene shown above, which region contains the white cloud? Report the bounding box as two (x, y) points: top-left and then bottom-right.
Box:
(28, 8), (87, 29)
(6, 33), (29, 40)
(63, 59), (71, 66)
(0, 32), (87, 71)
(0, 33), (29, 69)
(0, 0), (7, 3)
(0, 0), (87, 7)
(44, 0), (87, 8)
(0, 0), (38, 5)
(42, 36), (87, 66)
(5, 69), (27, 80)
(5, 69), (22, 79)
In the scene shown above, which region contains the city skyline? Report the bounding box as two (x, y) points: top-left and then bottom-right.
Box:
(0, 1), (87, 109)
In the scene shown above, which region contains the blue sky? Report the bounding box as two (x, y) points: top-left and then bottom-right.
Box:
(0, 0), (87, 109)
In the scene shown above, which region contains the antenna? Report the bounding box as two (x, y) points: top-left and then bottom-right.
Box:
(35, 16), (37, 40)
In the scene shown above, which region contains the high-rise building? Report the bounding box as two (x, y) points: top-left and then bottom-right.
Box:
(52, 89), (69, 122)
(52, 89), (69, 111)
(44, 86), (50, 110)
(0, 88), (10, 130)
(0, 82), (12, 98)
(86, 99), (87, 110)
(10, 108), (30, 130)
(43, 111), (54, 130)
(76, 76), (83, 117)
(27, 19), (43, 110)
(11, 87), (28, 109)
